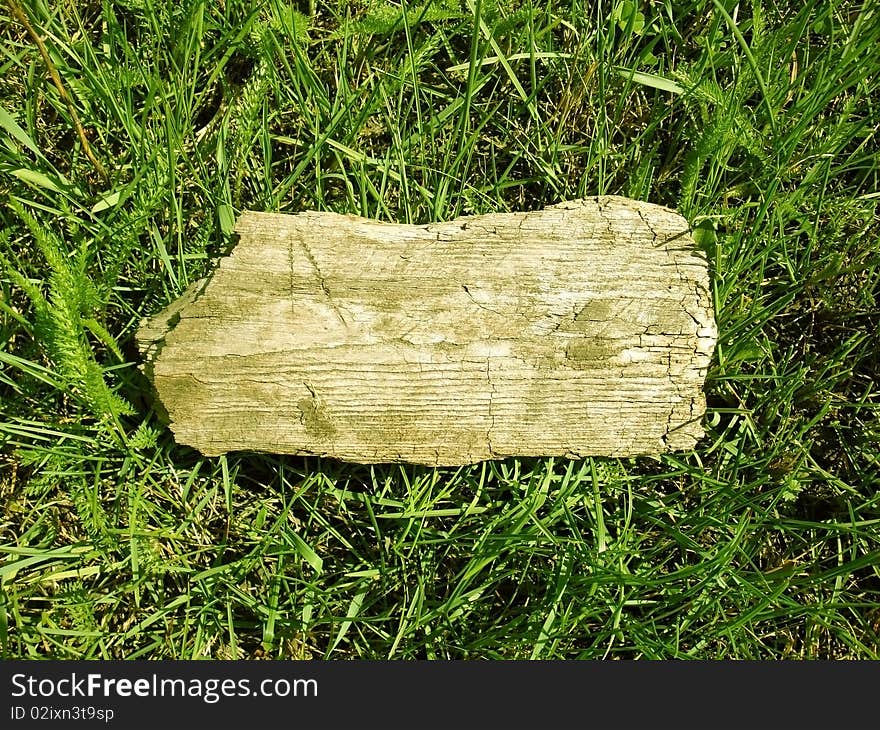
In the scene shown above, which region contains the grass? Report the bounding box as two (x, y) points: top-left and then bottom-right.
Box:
(0, 0), (878, 659)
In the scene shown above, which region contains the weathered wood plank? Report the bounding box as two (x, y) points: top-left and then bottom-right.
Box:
(137, 196), (716, 465)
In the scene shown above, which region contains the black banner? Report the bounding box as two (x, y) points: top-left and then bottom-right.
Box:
(0, 660), (865, 726)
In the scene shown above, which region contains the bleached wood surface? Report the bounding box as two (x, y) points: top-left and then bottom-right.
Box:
(137, 196), (716, 465)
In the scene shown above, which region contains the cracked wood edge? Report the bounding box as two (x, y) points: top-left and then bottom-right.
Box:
(137, 195), (717, 465)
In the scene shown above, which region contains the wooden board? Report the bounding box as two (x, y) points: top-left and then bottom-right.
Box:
(137, 196), (717, 465)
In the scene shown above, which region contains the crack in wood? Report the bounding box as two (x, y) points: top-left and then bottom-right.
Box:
(296, 234), (348, 326)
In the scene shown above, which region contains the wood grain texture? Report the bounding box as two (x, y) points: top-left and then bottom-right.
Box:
(137, 196), (717, 465)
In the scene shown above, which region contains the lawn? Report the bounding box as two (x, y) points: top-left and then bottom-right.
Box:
(0, 0), (878, 659)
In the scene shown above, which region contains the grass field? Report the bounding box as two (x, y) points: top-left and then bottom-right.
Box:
(1, 0), (878, 659)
